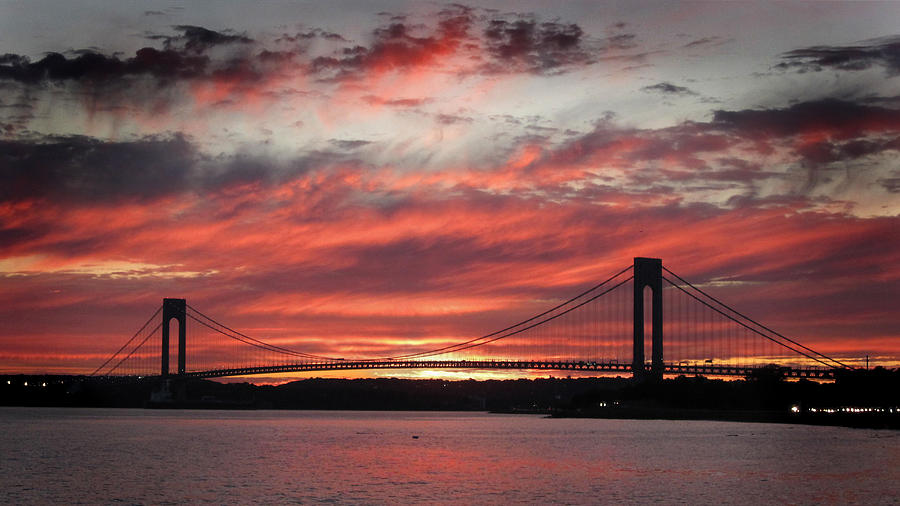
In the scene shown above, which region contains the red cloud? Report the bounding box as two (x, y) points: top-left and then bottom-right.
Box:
(1, 161), (897, 374)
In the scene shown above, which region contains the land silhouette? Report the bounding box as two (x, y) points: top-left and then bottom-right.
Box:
(2, 368), (897, 429)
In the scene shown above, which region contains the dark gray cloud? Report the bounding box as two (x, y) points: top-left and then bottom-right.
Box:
(483, 18), (589, 72)
(711, 98), (900, 138)
(0, 95), (35, 132)
(0, 25), (258, 86)
(641, 82), (697, 96)
(862, 93), (900, 103)
(0, 134), (355, 204)
(0, 96), (35, 110)
(706, 100), (900, 197)
(277, 29), (347, 44)
(149, 25), (253, 53)
(682, 36), (730, 49)
(778, 36), (900, 74)
(0, 47), (209, 84)
(794, 136), (900, 164)
(0, 134), (199, 203)
(879, 177), (900, 193)
(330, 139), (373, 150)
(479, 16), (640, 74)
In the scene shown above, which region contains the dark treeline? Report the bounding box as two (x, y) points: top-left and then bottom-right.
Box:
(2, 368), (898, 425)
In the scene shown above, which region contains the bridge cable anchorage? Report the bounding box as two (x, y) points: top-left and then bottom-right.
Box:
(185, 305), (341, 361)
(104, 322), (163, 375)
(90, 305), (163, 376)
(383, 268), (636, 360)
(662, 274), (849, 370)
(663, 267), (854, 369)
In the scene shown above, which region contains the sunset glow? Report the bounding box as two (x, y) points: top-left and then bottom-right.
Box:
(1, 2), (898, 377)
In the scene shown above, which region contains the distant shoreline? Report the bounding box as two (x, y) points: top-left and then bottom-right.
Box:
(2, 403), (896, 430)
(546, 406), (900, 430)
(3, 374), (897, 431)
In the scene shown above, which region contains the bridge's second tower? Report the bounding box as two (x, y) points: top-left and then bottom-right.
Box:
(161, 298), (186, 376)
(633, 257), (663, 381)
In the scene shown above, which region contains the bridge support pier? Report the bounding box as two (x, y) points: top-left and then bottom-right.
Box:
(633, 258), (663, 381)
(161, 298), (186, 376)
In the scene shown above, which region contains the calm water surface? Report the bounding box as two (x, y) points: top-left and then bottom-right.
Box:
(0, 408), (897, 504)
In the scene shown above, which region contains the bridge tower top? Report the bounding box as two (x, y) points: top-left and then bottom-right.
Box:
(633, 257), (663, 381)
(161, 298), (186, 376)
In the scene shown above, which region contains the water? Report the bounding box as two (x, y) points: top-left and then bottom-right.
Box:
(0, 408), (897, 504)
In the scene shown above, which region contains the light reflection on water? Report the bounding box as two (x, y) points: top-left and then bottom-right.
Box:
(0, 408), (897, 504)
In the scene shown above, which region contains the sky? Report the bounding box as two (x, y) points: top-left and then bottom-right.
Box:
(1, 1), (898, 378)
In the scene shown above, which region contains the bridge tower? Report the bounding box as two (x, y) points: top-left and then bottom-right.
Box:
(633, 257), (663, 381)
(161, 298), (186, 376)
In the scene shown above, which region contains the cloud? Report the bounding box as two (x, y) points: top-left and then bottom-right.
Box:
(0, 26), (264, 106)
(309, 5), (476, 80)
(880, 177), (900, 193)
(4, 93), (894, 217)
(499, 97), (900, 213)
(482, 17), (591, 73)
(0, 7), (456, 100)
(792, 136), (900, 165)
(330, 139), (373, 150)
(641, 82), (697, 96)
(0, 47), (209, 84)
(277, 29), (347, 44)
(161, 25), (253, 53)
(0, 134), (356, 204)
(1, 145), (897, 373)
(309, 6), (637, 80)
(1, 4), (899, 373)
(0, 6), (648, 138)
(435, 113), (473, 125)
(711, 98), (900, 139)
(778, 35), (900, 74)
(361, 95), (431, 107)
(0, 134), (198, 203)
(682, 36), (731, 49)
(2, 173), (897, 371)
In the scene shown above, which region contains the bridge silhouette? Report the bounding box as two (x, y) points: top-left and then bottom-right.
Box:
(92, 258), (853, 381)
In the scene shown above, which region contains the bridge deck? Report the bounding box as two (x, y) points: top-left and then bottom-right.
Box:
(177, 360), (836, 380)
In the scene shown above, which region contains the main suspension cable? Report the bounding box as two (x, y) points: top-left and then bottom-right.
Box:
(388, 273), (634, 360)
(186, 306), (339, 360)
(104, 322), (163, 375)
(663, 267), (853, 369)
(90, 305), (163, 376)
(663, 276), (836, 369)
(380, 264), (634, 360)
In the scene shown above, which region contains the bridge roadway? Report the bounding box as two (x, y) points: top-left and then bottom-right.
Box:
(180, 359), (837, 380)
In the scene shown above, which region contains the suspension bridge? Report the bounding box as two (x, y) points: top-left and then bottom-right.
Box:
(91, 258), (853, 381)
